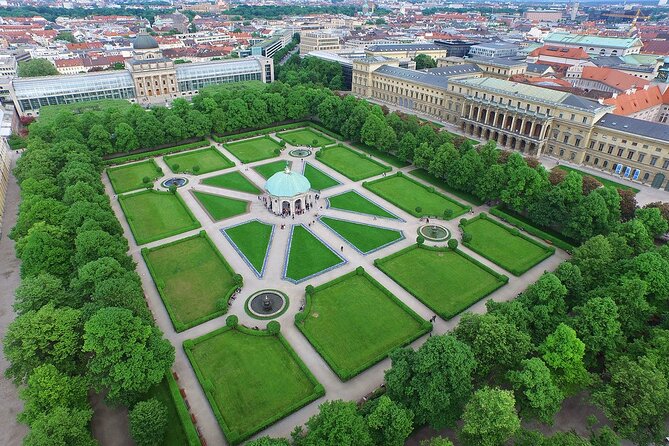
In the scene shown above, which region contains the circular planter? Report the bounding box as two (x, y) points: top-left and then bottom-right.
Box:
(418, 224), (451, 242)
(244, 290), (289, 320)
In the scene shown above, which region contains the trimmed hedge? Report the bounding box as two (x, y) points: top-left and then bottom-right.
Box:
(364, 173), (471, 219)
(118, 189), (201, 246)
(166, 372), (202, 446)
(295, 268), (432, 381)
(489, 206), (576, 253)
(459, 213), (555, 276)
(374, 244), (508, 320)
(183, 325), (324, 445)
(104, 139), (209, 166)
(141, 231), (239, 332)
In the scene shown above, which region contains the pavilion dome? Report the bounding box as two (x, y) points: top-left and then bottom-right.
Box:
(133, 33), (159, 50)
(265, 165), (311, 198)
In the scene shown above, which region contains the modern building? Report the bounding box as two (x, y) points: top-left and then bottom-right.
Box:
(251, 30), (294, 59)
(0, 55), (16, 78)
(10, 33), (274, 117)
(299, 31), (341, 55)
(468, 42), (519, 59)
(543, 32), (643, 56)
(433, 40), (478, 58)
(364, 43), (448, 61)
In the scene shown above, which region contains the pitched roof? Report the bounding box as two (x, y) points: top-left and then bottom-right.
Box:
(374, 65), (451, 89)
(641, 39), (669, 55)
(603, 85), (664, 115)
(596, 113), (669, 142)
(580, 66), (649, 91)
(529, 45), (590, 60)
(544, 32), (642, 50)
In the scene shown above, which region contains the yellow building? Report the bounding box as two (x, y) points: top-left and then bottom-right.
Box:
(364, 43), (448, 61)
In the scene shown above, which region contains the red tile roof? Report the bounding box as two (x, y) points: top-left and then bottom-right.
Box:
(603, 85), (665, 115)
(581, 66), (649, 91)
(641, 39), (669, 55)
(529, 45), (590, 60)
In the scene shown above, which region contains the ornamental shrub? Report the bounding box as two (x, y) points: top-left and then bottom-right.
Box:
(305, 285), (315, 295)
(168, 185), (177, 194)
(267, 320), (281, 335)
(417, 235), (425, 245)
(462, 233), (473, 243)
(274, 148), (281, 155)
(216, 298), (228, 311)
(312, 139), (318, 146)
(415, 206), (423, 214)
(460, 218), (468, 226)
(294, 312), (306, 324)
(142, 176), (150, 184)
(448, 239), (458, 250)
(233, 274), (243, 286)
(226, 315), (238, 327)
(192, 165), (201, 173)
(356, 266), (365, 275)
(443, 209), (453, 219)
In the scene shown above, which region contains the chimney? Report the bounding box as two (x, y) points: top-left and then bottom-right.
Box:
(598, 98), (604, 104)
(612, 92), (618, 98)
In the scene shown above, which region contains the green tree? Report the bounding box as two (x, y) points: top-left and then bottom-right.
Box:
(398, 132), (417, 161)
(18, 58), (59, 77)
(594, 355), (669, 445)
(385, 334), (476, 428)
(246, 437), (291, 446)
(635, 207), (668, 238)
(129, 398), (168, 446)
(3, 303), (83, 384)
(114, 122), (139, 152)
(520, 273), (568, 342)
(13, 273), (71, 314)
(56, 31), (77, 42)
(420, 437), (454, 446)
(73, 230), (131, 269)
(539, 323), (590, 395)
(87, 124), (113, 155)
(83, 307), (174, 404)
(415, 54), (437, 70)
(366, 395), (414, 446)
(15, 223), (73, 279)
(461, 387), (520, 446)
(360, 113), (387, 148)
(454, 313), (532, 380)
(23, 407), (96, 446)
(572, 297), (622, 365)
(295, 400), (372, 446)
(18, 364), (89, 425)
(507, 358), (563, 424)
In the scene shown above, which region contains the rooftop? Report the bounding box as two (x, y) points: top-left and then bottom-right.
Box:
(374, 65), (452, 89)
(452, 77), (608, 112)
(580, 66), (649, 91)
(603, 85), (664, 116)
(529, 45), (590, 60)
(366, 43), (445, 52)
(596, 113), (669, 142)
(264, 166), (311, 198)
(544, 32), (642, 50)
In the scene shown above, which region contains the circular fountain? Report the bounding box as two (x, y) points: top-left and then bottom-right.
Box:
(418, 224), (451, 242)
(245, 290), (289, 319)
(289, 149), (312, 158)
(161, 177), (188, 188)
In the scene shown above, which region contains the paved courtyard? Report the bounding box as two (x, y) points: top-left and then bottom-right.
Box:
(103, 128), (570, 445)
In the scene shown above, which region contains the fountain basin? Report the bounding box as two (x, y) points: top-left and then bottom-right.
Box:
(245, 290), (289, 319)
(289, 149), (312, 158)
(418, 224), (450, 242)
(161, 177), (188, 188)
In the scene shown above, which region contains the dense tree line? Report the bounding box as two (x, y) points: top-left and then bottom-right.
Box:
(223, 5), (361, 19)
(272, 34), (300, 67)
(277, 55), (345, 90)
(5, 108), (176, 444)
(17, 59), (59, 78)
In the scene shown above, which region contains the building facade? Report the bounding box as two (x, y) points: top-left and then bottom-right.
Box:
(468, 42), (519, 59)
(352, 60), (669, 190)
(299, 32), (341, 55)
(543, 32), (643, 56)
(10, 34), (274, 116)
(364, 43), (448, 61)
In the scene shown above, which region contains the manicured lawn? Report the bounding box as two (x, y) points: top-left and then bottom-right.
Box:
(192, 191), (249, 221)
(320, 217), (403, 254)
(303, 163), (340, 190)
(350, 142), (410, 168)
(408, 168), (484, 206)
(277, 128), (335, 147)
(118, 190), (200, 245)
(107, 159), (162, 194)
(461, 215), (554, 276)
(223, 220), (274, 277)
(316, 145), (391, 181)
(164, 147), (234, 175)
(327, 190), (397, 219)
(284, 225), (344, 283)
(376, 245), (507, 319)
(142, 232), (237, 331)
(555, 165), (640, 193)
(224, 136), (282, 163)
(365, 174), (468, 219)
(254, 160), (291, 179)
(185, 327), (323, 445)
(201, 171), (261, 194)
(297, 271), (429, 380)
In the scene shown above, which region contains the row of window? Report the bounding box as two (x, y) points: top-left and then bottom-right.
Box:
(18, 88), (136, 112)
(374, 78), (444, 105)
(588, 140), (669, 168)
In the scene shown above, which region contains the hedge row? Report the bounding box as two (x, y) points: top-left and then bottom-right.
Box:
(141, 231), (239, 332)
(489, 206), (576, 253)
(166, 372), (202, 446)
(118, 189), (201, 246)
(183, 325), (324, 445)
(459, 213), (555, 276)
(104, 139), (209, 166)
(296, 268), (432, 381)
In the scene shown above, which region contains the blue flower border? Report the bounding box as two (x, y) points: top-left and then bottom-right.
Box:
(220, 219), (275, 279)
(318, 216), (405, 255)
(325, 189), (404, 222)
(301, 161), (341, 191)
(282, 224), (347, 284)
